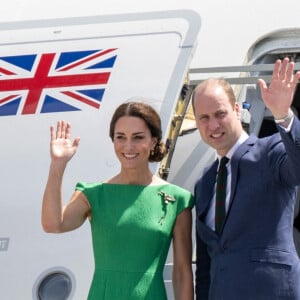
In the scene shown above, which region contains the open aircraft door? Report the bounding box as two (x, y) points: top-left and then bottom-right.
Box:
(168, 27), (300, 260)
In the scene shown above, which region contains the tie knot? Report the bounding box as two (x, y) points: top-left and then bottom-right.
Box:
(219, 156), (229, 168)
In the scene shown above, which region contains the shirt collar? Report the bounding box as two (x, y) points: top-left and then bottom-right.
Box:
(217, 130), (249, 161)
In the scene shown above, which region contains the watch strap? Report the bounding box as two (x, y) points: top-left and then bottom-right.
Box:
(274, 108), (294, 124)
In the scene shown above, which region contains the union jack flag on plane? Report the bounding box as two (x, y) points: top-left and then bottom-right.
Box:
(0, 48), (117, 116)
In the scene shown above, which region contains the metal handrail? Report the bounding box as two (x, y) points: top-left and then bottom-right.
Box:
(189, 62), (300, 85)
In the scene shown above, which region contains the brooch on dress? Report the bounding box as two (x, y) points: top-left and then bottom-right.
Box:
(158, 191), (176, 225)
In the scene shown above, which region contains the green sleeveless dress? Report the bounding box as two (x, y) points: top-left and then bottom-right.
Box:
(75, 182), (194, 300)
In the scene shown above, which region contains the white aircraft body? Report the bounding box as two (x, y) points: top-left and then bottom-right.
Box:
(1, 1), (300, 299)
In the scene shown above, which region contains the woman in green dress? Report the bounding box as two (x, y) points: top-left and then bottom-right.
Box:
(42, 101), (194, 299)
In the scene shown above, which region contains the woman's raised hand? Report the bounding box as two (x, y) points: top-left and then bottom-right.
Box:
(50, 120), (80, 163)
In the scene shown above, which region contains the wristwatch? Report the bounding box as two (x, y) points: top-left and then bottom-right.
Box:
(274, 108), (294, 125)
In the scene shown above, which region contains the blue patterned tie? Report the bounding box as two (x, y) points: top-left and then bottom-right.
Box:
(215, 157), (229, 234)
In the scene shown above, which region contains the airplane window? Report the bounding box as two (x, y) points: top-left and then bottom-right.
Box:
(37, 272), (72, 300)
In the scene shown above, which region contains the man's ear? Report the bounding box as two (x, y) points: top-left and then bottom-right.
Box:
(235, 102), (241, 120)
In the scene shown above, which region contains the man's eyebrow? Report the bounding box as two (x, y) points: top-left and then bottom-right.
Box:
(197, 113), (208, 117)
